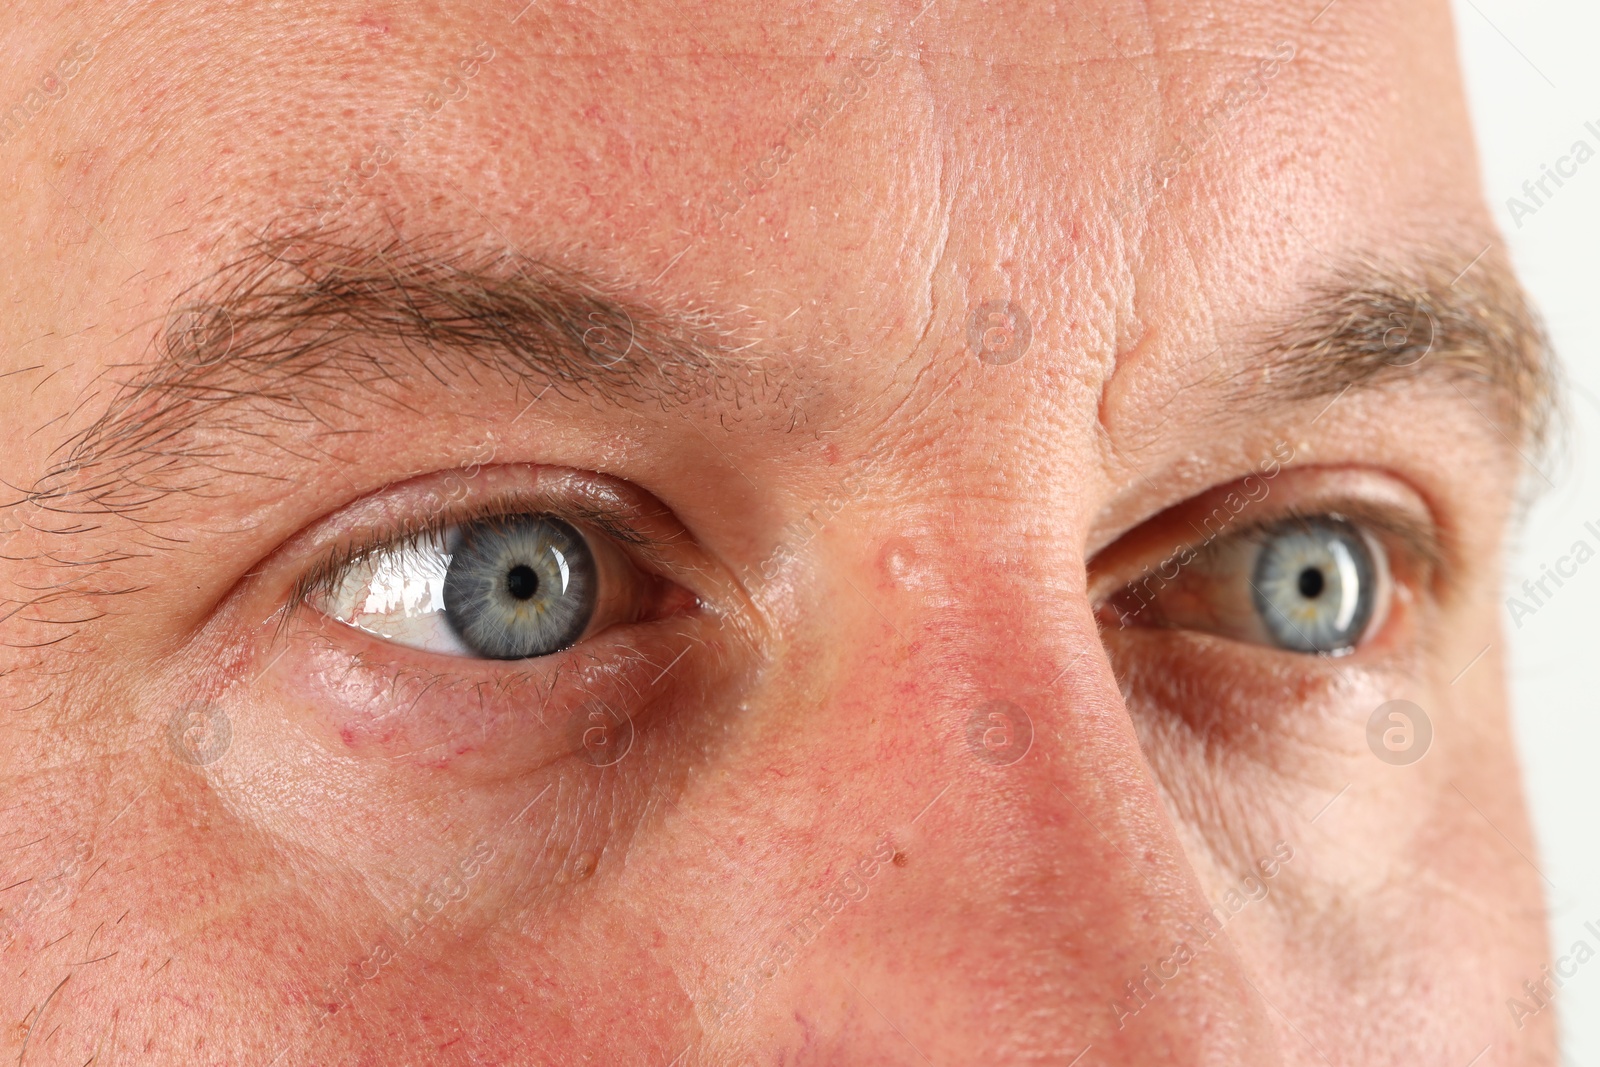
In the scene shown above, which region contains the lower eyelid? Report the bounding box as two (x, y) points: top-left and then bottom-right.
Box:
(265, 617), (709, 775)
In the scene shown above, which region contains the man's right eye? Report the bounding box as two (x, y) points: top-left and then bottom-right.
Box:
(308, 510), (667, 660)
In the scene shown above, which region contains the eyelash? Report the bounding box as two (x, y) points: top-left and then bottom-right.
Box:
(1198, 501), (1441, 574)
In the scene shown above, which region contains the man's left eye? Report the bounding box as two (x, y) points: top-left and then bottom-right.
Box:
(1250, 518), (1381, 654)
(313, 514), (627, 659)
(1101, 512), (1395, 656)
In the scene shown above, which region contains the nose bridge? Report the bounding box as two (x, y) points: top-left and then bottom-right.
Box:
(808, 519), (1287, 1063)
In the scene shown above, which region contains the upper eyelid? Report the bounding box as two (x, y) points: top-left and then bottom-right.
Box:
(1216, 502), (1444, 577)
(1091, 488), (1446, 603)
(1147, 499), (1446, 617)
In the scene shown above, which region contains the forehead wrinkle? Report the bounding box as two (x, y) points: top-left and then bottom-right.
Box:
(1233, 248), (1553, 451)
(28, 224), (760, 520)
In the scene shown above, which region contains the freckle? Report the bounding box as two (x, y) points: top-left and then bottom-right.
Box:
(892, 851), (908, 868)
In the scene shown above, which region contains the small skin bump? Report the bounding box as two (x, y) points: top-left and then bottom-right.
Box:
(574, 850), (598, 880)
(558, 850), (599, 884)
(876, 536), (922, 591)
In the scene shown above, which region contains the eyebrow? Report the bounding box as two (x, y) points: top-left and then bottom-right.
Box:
(38, 228), (751, 518)
(1240, 249), (1553, 450)
(36, 235), (1552, 523)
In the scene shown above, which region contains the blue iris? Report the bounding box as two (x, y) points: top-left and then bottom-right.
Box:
(442, 515), (597, 659)
(1251, 518), (1377, 654)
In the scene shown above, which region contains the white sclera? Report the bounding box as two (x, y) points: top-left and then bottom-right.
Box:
(313, 531), (473, 655)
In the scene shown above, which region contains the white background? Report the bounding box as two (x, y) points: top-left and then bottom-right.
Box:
(1453, 0), (1600, 1056)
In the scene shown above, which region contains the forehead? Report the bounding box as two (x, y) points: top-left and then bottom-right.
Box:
(5, 0), (1489, 450)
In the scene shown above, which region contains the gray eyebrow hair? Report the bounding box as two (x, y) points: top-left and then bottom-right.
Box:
(33, 227), (753, 518)
(1240, 250), (1554, 451)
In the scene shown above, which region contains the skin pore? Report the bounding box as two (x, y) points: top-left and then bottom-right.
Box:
(0, 1), (1556, 1064)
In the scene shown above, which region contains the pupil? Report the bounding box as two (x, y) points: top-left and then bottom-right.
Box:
(1297, 566), (1325, 599)
(505, 563), (539, 601)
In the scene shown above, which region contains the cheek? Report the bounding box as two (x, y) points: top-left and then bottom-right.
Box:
(1112, 630), (1347, 749)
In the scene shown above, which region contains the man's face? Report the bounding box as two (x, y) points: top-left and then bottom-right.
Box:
(0, 1), (1555, 1063)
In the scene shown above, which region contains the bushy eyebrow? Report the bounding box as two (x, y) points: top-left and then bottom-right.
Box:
(1241, 250), (1554, 451)
(29, 233), (1552, 528)
(34, 227), (752, 519)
